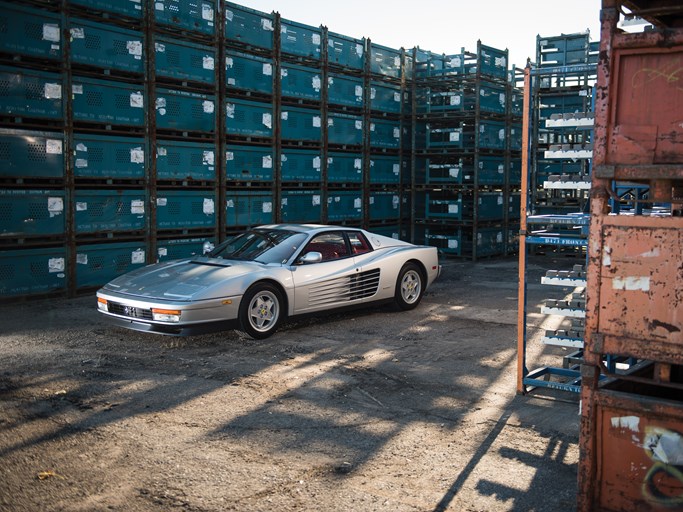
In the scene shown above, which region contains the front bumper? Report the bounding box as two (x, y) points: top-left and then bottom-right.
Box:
(99, 313), (236, 336)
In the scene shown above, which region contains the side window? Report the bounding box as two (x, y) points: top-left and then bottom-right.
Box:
(303, 232), (350, 262)
(348, 231), (371, 255)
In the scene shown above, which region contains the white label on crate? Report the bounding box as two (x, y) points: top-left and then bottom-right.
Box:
(72, 84), (83, 95)
(327, 118), (334, 126)
(43, 23), (60, 42)
(48, 197), (63, 216)
(44, 83), (61, 99)
(77, 254), (88, 265)
(392, 195), (399, 207)
(261, 19), (274, 31)
(76, 202), (87, 211)
(46, 139), (63, 154)
(354, 158), (362, 169)
(312, 76), (321, 92)
(70, 28), (85, 39)
(393, 127), (400, 138)
(280, 68), (288, 78)
(480, 89), (486, 97)
(203, 151), (214, 166)
(203, 56), (215, 70)
(394, 56), (400, 67)
(496, 232), (503, 243)
(281, 198), (288, 206)
(203, 100), (214, 114)
(226, 9), (234, 21)
(262, 113), (272, 128)
(156, 97), (166, 110)
(48, 257), (65, 273)
(497, 195), (503, 205)
(263, 201), (272, 213)
(263, 63), (272, 75)
(480, 125), (485, 133)
(394, 92), (401, 102)
(327, 157), (334, 166)
(155, 42), (166, 52)
(157, 147), (167, 157)
(449, 131), (460, 142)
(226, 199), (234, 208)
(75, 158), (88, 168)
(225, 151), (234, 161)
(127, 41), (142, 57)
(327, 76), (334, 85)
(449, 56), (461, 68)
(354, 198), (361, 209)
(158, 247), (168, 257)
(312, 116), (321, 128)
(225, 57), (233, 68)
(355, 120), (363, 130)
(281, 154), (288, 162)
(498, 164), (505, 173)
(613, 276), (651, 292)
(495, 56), (506, 68)
(130, 92), (144, 108)
(313, 156), (321, 169)
(449, 168), (459, 178)
(393, 163), (400, 175)
(499, 128), (505, 140)
(499, 93), (506, 106)
(312, 34), (321, 46)
(131, 250), (145, 264)
(155, 2), (164, 11)
(131, 200), (145, 214)
(355, 85), (363, 97)
(262, 155), (272, 168)
(130, 147), (144, 164)
(448, 204), (459, 214)
(226, 103), (235, 118)
(312, 195), (320, 206)
(370, 123), (375, 131)
(202, 4), (214, 21)
(157, 198), (167, 206)
(370, 88), (376, 100)
(227, 78), (236, 85)
(356, 43), (364, 57)
(203, 198), (214, 215)
(281, 111), (289, 121)
(334, 196), (340, 203)
(369, 197), (374, 205)
(448, 239), (458, 249)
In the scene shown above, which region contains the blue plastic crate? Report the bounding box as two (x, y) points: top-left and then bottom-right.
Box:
(465, 120), (506, 150)
(226, 98), (273, 137)
(328, 31), (365, 70)
(425, 87), (464, 113)
(475, 44), (508, 79)
(327, 191), (362, 221)
(475, 228), (505, 257)
(280, 106), (321, 142)
(281, 190), (321, 223)
(74, 189), (145, 233)
(327, 73), (363, 108)
(154, 0), (216, 36)
(280, 19), (321, 59)
(70, 0), (143, 18)
(469, 82), (507, 114)
(327, 152), (362, 184)
(471, 192), (505, 221)
(226, 51), (273, 94)
(156, 87), (215, 132)
(225, 2), (274, 50)
(0, 246), (67, 297)
(156, 191), (216, 229)
(156, 140), (216, 181)
(328, 113), (363, 146)
(370, 43), (401, 78)
(426, 157), (463, 184)
(425, 194), (462, 221)
(226, 144), (273, 182)
(72, 77), (144, 126)
(369, 155), (401, 185)
(509, 160), (522, 185)
(69, 19), (144, 73)
(424, 230), (461, 255)
(538, 33), (593, 67)
(73, 134), (145, 179)
(280, 64), (322, 101)
(226, 190), (274, 227)
(157, 237), (212, 261)
(0, 130), (64, 179)
(0, 3), (62, 61)
(281, 149), (322, 182)
(510, 124), (523, 151)
(0, 66), (62, 120)
(475, 156), (507, 185)
(508, 193), (521, 219)
(76, 241), (147, 288)
(0, 189), (65, 236)
(427, 125), (463, 149)
(370, 119), (400, 149)
(155, 38), (216, 85)
(371, 225), (404, 241)
(370, 82), (402, 114)
(369, 192), (400, 221)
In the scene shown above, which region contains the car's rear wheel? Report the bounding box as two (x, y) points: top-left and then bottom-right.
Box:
(235, 283), (284, 339)
(394, 263), (424, 310)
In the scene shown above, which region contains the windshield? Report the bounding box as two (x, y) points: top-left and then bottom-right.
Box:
(207, 229), (307, 264)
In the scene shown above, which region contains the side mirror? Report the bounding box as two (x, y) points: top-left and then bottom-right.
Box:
(203, 241), (215, 255)
(299, 251), (322, 264)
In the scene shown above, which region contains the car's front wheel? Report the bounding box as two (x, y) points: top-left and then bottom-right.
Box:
(236, 283), (284, 339)
(394, 263), (424, 310)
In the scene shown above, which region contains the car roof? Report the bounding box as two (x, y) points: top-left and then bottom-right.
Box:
(257, 224), (362, 234)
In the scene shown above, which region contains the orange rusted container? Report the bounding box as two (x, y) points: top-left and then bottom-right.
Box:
(578, 1), (683, 511)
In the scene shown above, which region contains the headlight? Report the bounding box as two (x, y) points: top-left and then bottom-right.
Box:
(97, 297), (108, 311)
(152, 308), (181, 322)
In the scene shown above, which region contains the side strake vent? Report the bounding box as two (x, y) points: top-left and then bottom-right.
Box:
(308, 268), (380, 306)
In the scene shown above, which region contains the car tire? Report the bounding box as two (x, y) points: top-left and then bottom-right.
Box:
(235, 283), (284, 340)
(394, 263), (424, 311)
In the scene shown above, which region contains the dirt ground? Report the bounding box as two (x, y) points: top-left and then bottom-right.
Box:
(0, 255), (583, 511)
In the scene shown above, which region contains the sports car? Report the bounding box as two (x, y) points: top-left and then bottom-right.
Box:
(96, 224), (441, 339)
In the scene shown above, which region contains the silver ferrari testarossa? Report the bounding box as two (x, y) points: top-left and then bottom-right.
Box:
(96, 224), (441, 339)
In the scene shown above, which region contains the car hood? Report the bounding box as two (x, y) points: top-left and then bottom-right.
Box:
(102, 258), (267, 301)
